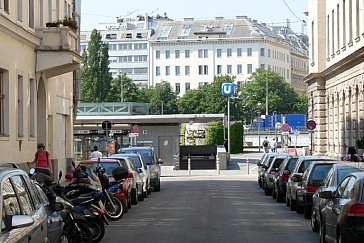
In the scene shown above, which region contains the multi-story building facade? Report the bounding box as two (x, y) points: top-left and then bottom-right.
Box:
(305, 0), (364, 157)
(80, 14), (157, 88)
(0, 0), (81, 174)
(149, 16), (308, 96)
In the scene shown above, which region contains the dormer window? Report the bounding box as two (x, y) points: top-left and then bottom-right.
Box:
(126, 33), (132, 38)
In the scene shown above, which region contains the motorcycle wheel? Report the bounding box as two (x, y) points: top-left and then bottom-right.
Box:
(86, 218), (105, 242)
(64, 220), (93, 243)
(103, 196), (123, 221)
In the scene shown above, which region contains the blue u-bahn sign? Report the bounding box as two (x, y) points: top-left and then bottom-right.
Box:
(221, 83), (235, 96)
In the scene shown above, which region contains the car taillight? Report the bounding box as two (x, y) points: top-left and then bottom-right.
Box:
(127, 172), (134, 179)
(305, 186), (317, 193)
(348, 203), (364, 216)
(281, 173), (289, 182)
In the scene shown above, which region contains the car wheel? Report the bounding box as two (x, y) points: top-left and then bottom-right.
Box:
(304, 205), (311, 219)
(258, 178), (262, 188)
(127, 192), (132, 208)
(311, 209), (319, 232)
(276, 187), (283, 203)
(154, 179), (161, 192)
(290, 198), (296, 211)
(131, 188), (138, 205)
(319, 218), (327, 243)
(286, 193), (290, 207)
(147, 186), (152, 195)
(272, 185), (277, 199)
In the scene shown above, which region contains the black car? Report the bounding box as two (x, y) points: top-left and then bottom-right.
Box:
(319, 172), (364, 243)
(296, 161), (336, 218)
(119, 146), (163, 191)
(311, 163), (361, 232)
(272, 155), (299, 202)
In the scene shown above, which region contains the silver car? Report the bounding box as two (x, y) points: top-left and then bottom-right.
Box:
(0, 165), (49, 243)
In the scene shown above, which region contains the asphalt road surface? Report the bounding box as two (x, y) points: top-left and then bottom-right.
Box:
(102, 173), (318, 243)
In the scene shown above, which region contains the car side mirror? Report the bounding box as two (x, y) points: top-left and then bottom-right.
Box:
(29, 168), (35, 176)
(158, 159), (163, 164)
(319, 190), (334, 199)
(138, 168), (143, 173)
(291, 173), (302, 182)
(5, 215), (34, 230)
(58, 171), (62, 180)
(52, 202), (64, 212)
(275, 168), (279, 172)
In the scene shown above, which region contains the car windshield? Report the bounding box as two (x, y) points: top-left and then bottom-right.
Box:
(80, 162), (120, 176)
(272, 158), (285, 169)
(287, 158), (299, 171)
(298, 160), (314, 173)
(309, 164), (333, 187)
(121, 149), (153, 165)
(338, 167), (360, 184)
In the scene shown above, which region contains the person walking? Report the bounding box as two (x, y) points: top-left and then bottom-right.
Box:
(262, 137), (270, 153)
(270, 138), (277, 153)
(90, 145), (102, 159)
(27, 143), (52, 176)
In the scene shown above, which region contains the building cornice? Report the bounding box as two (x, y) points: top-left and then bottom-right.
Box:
(0, 14), (40, 48)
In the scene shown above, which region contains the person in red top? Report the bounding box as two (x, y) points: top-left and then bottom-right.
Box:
(27, 143), (53, 176)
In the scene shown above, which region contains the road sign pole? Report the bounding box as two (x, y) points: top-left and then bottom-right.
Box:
(227, 96), (230, 154)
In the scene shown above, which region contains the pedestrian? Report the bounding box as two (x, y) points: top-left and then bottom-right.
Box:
(90, 145), (103, 159)
(262, 137), (270, 153)
(27, 143), (52, 176)
(271, 138), (277, 153)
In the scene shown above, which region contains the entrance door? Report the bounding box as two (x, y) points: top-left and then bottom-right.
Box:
(158, 136), (173, 166)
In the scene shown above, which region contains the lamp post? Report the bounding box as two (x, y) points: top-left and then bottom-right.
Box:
(257, 110), (262, 152)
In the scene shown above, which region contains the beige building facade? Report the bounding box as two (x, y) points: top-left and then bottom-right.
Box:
(306, 0), (364, 157)
(0, 0), (81, 174)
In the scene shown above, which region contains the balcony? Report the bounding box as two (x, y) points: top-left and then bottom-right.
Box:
(35, 26), (81, 78)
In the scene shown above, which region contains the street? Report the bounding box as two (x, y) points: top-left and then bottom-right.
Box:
(102, 162), (318, 243)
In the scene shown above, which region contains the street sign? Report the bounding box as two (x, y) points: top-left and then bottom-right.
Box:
(221, 83), (235, 96)
(306, 119), (317, 130)
(282, 123), (290, 132)
(102, 120), (112, 130)
(132, 124), (140, 133)
(275, 122), (282, 129)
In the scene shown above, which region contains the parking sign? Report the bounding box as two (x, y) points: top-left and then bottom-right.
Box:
(221, 83), (235, 96)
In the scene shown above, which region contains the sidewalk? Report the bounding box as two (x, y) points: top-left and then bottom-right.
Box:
(161, 149), (264, 177)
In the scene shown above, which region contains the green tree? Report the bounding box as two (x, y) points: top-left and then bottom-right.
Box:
(80, 29), (113, 102)
(108, 74), (139, 102)
(138, 81), (177, 114)
(239, 68), (307, 121)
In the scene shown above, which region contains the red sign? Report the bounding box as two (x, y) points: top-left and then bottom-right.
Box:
(282, 123), (290, 132)
(132, 125), (140, 133)
(306, 119), (317, 130)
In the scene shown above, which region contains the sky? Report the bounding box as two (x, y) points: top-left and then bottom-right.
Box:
(81, 0), (308, 34)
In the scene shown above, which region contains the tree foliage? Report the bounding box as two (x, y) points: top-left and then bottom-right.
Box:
(138, 81), (178, 114)
(80, 29), (113, 102)
(108, 74), (139, 102)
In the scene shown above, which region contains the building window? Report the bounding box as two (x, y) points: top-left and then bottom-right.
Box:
(198, 49), (208, 58)
(175, 66), (180, 76)
(165, 66), (170, 76)
(17, 0), (23, 21)
(175, 83), (180, 94)
(198, 65), (208, 75)
(349, 0), (353, 42)
(327, 15), (330, 57)
(311, 21), (315, 62)
(185, 83), (190, 91)
(29, 78), (35, 137)
(217, 49), (222, 58)
(332, 10), (335, 55)
(185, 66), (190, 75)
(227, 48), (232, 57)
(287, 70), (290, 79)
(268, 49), (271, 58)
(198, 49), (203, 58)
(356, 0), (360, 38)
(156, 66), (160, 76)
(4, 0), (9, 12)
(0, 70), (8, 135)
(237, 48), (242, 57)
(56, 0), (60, 20)
(175, 50), (180, 59)
(185, 50), (190, 58)
(247, 48), (252, 56)
(260, 48), (265, 56)
(109, 44), (117, 50)
(247, 64), (253, 74)
(204, 49), (208, 58)
(29, 0), (34, 28)
(227, 65), (232, 74)
(39, 0), (43, 26)
(343, 0), (346, 45)
(237, 64), (242, 74)
(337, 4), (340, 50)
(166, 50), (170, 59)
(260, 64), (265, 69)
(18, 75), (24, 137)
(217, 65), (222, 74)
(156, 50), (160, 59)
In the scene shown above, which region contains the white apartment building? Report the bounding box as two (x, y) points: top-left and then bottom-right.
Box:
(305, 0), (364, 157)
(149, 16), (308, 96)
(80, 15), (158, 88)
(0, 0), (81, 174)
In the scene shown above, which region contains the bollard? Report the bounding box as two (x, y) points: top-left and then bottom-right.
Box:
(247, 159), (250, 174)
(216, 157), (220, 175)
(188, 157), (191, 176)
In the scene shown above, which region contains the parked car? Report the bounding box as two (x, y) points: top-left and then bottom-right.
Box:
(272, 155), (299, 202)
(286, 156), (336, 211)
(257, 153), (277, 191)
(262, 153), (288, 196)
(296, 161), (337, 217)
(119, 146), (163, 191)
(257, 153), (269, 187)
(110, 153), (151, 198)
(311, 163), (361, 232)
(0, 163), (49, 243)
(319, 172), (364, 243)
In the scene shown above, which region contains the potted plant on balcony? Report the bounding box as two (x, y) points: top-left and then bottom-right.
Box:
(356, 137), (364, 155)
(46, 21), (60, 28)
(59, 17), (78, 31)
